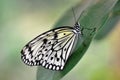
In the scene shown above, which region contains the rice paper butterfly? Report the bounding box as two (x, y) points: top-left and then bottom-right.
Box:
(21, 22), (82, 70)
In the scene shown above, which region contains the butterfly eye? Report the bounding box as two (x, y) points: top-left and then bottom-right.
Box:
(63, 33), (66, 35)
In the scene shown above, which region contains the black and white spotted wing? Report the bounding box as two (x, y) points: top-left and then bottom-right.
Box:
(21, 25), (80, 70)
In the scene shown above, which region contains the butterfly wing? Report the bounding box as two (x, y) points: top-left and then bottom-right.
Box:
(21, 26), (79, 70)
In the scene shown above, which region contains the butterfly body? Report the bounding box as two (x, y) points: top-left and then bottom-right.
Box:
(21, 22), (81, 70)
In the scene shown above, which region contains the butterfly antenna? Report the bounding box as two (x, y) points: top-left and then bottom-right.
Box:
(72, 7), (81, 32)
(72, 7), (77, 24)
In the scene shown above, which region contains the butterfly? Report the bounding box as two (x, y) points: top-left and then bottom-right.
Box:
(21, 22), (82, 70)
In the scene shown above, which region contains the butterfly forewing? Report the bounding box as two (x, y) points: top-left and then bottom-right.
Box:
(21, 26), (78, 70)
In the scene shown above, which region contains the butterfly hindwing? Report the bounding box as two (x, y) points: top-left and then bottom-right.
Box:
(21, 26), (78, 70)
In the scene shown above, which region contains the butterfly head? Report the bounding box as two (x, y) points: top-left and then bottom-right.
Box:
(74, 22), (81, 34)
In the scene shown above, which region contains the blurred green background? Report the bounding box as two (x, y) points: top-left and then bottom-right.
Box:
(0, 0), (120, 80)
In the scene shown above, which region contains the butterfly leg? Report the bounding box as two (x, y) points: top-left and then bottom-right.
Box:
(80, 27), (97, 36)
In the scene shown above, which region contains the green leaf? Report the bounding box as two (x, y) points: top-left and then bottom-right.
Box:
(37, 0), (118, 80)
(95, 0), (120, 40)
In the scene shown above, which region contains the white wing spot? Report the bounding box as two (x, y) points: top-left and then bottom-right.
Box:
(42, 61), (46, 66)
